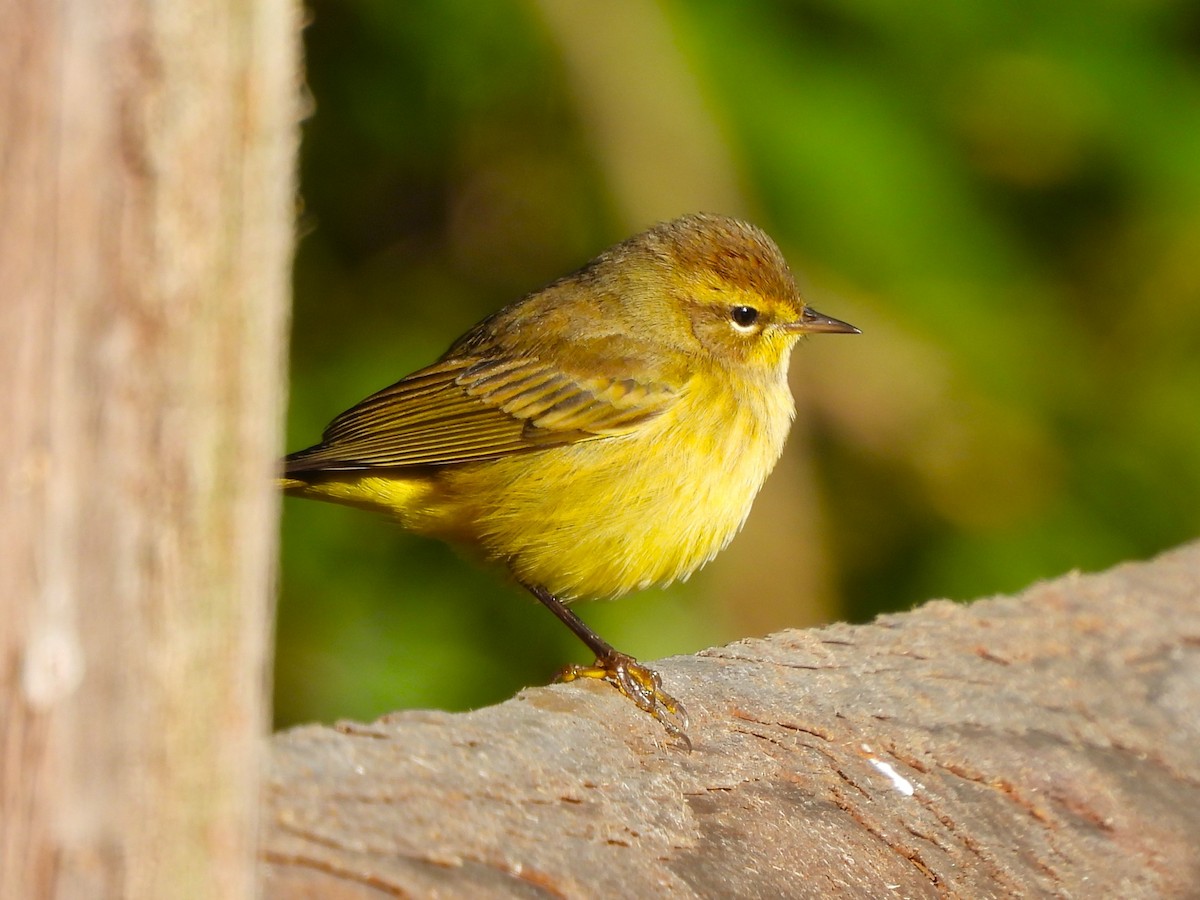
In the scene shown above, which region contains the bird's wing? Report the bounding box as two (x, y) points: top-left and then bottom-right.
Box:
(284, 355), (680, 472)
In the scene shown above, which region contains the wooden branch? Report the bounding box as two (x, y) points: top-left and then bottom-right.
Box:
(262, 542), (1200, 898)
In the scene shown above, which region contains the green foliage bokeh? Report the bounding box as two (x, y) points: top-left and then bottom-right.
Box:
(277, 0), (1200, 728)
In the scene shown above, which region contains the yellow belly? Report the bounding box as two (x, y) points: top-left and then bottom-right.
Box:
(286, 376), (795, 601)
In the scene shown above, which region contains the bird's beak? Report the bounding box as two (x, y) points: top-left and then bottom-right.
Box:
(782, 306), (861, 335)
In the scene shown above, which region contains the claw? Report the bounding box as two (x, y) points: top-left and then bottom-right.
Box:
(560, 651), (692, 750)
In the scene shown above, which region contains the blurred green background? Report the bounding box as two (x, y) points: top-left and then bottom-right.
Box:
(277, 0), (1200, 728)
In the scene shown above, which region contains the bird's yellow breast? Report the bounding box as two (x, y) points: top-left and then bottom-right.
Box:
(397, 369), (797, 600)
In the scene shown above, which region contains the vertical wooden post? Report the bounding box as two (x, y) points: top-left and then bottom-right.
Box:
(0, 2), (298, 897)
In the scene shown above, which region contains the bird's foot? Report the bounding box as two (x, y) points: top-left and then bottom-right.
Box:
(560, 651), (691, 751)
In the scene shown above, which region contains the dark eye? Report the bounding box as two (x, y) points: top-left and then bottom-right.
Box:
(730, 305), (759, 329)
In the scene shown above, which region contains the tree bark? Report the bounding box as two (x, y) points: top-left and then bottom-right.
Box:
(0, 3), (298, 898)
(263, 542), (1200, 898)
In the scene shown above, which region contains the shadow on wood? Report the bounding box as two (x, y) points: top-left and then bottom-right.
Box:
(263, 542), (1200, 898)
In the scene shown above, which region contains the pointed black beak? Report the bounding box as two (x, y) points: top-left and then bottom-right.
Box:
(783, 306), (861, 335)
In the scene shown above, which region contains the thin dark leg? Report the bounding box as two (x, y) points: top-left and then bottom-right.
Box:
(519, 580), (691, 750)
(522, 582), (617, 660)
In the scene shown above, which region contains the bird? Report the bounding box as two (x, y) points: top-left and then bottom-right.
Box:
(281, 213), (859, 747)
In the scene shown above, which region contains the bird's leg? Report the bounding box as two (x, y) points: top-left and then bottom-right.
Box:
(521, 582), (691, 750)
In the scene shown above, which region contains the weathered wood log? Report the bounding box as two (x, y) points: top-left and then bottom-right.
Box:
(263, 542), (1200, 898)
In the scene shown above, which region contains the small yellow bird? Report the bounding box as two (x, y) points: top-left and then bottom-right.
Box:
(282, 213), (858, 747)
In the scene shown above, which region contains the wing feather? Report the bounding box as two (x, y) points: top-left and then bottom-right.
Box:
(285, 354), (679, 473)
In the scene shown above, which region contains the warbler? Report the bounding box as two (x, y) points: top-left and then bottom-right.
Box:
(282, 213), (858, 747)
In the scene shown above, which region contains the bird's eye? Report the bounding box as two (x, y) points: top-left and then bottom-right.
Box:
(730, 306), (759, 330)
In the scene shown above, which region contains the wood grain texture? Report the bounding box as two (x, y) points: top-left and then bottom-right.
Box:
(0, 3), (298, 897)
(264, 542), (1200, 898)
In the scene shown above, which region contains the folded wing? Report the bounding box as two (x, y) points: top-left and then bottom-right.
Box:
(284, 355), (679, 472)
